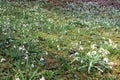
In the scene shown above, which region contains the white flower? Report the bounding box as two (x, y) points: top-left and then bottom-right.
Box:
(57, 45), (61, 50)
(23, 24), (27, 27)
(104, 41), (108, 45)
(98, 48), (105, 53)
(13, 45), (16, 48)
(104, 50), (110, 55)
(91, 44), (97, 49)
(81, 60), (83, 63)
(48, 27), (51, 29)
(31, 64), (34, 68)
(23, 41), (27, 44)
(24, 54), (28, 60)
(112, 44), (117, 49)
(92, 51), (97, 55)
(103, 58), (109, 63)
(109, 66), (112, 69)
(45, 52), (48, 55)
(99, 48), (110, 55)
(87, 52), (91, 56)
(3, 32), (7, 35)
(40, 76), (45, 80)
(109, 39), (113, 45)
(25, 50), (29, 54)
(79, 46), (84, 50)
(48, 18), (53, 23)
(108, 39), (117, 49)
(40, 57), (44, 61)
(21, 62), (24, 64)
(74, 52), (79, 55)
(0, 58), (6, 62)
(19, 46), (25, 51)
(15, 78), (20, 80)
(108, 62), (114, 65)
(87, 51), (97, 57)
(64, 30), (67, 34)
(19, 47), (23, 51)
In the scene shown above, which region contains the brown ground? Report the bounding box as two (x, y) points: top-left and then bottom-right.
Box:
(47, 0), (120, 10)
(81, 0), (120, 9)
(9, 0), (120, 9)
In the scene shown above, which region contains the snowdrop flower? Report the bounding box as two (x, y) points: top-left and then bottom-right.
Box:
(24, 54), (28, 60)
(19, 46), (25, 51)
(103, 58), (109, 63)
(64, 30), (67, 34)
(3, 33), (7, 35)
(112, 44), (117, 49)
(23, 24), (27, 27)
(99, 48), (110, 55)
(45, 52), (48, 55)
(108, 39), (117, 49)
(13, 45), (16, 48)
(15, 78), (20, 80)
(40, 57), (44, 61)
(57, 45), (61, 50)
(104, 41), (108, 45)
(0, 58), (6, 62)
(109, 39), (113, 45)
(25, 50), (29, 54)
(79, 46), (84, 50)
(40, 76), (45, 80)
(91, 44), (97, 49)
(104, 50), (110, 55)
(48, 27), (51, 29)
(81, 60), (83, 63)
(109, 66), (112, 69)
(87, 51), (97, 57)
(21, 62), (24, 64)
(48, 18), (53, 23)
(74, 52), (79, 55)
(108, 62), (114, 65)
(98, 48), (105, 53)
(87, 52), (91, 56)
(92, 51), (97, 55)
(23, 41), (27, 44)
(31, 64), (34, 68)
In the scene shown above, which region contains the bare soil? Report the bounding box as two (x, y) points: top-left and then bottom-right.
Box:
(9, 0), (120, 9)
(81, 0), (120, 9)
(47, 0), (120, 10)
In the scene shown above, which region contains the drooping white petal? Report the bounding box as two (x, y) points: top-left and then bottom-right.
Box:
(40, 76), (45, 80)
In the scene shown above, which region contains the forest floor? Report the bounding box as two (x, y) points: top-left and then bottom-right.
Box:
(46, 0), (120, 9)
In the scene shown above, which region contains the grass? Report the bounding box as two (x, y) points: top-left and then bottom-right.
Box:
(0, 0), (120, 80)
